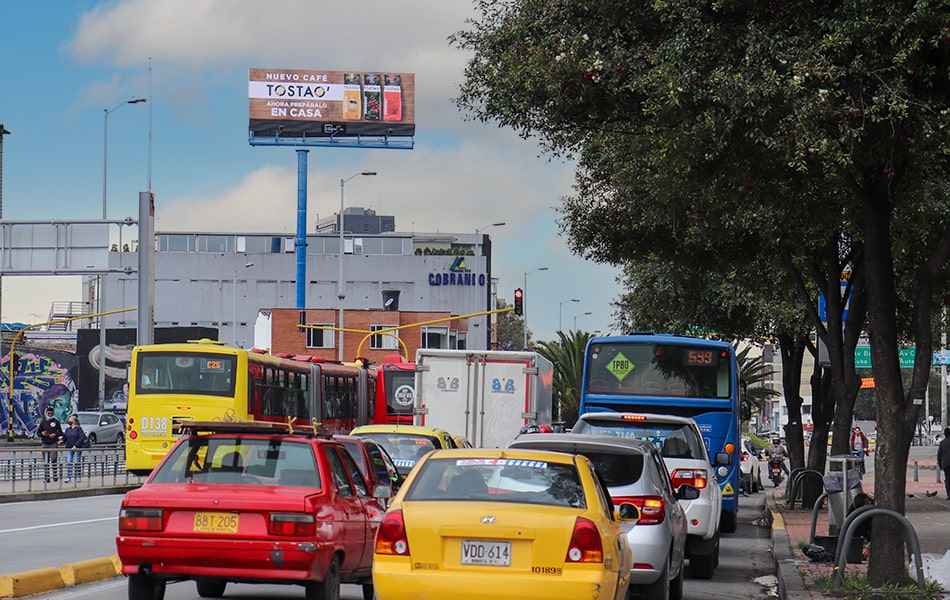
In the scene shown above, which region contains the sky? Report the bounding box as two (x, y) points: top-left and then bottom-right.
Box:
(0, 0), (622, 343)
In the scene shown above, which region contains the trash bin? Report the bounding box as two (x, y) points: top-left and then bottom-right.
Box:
(824, 454), (863, 535)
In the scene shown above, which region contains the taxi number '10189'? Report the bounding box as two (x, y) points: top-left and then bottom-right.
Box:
(461, 539), (511, 566)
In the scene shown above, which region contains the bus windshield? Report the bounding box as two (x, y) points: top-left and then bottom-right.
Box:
(585, 341), (731, 399)
(136, 352), (237, 396)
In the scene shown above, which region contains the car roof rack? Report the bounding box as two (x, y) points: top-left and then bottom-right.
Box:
(175, 419), (331, 438)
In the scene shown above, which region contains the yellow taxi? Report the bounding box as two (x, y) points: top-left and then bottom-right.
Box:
(372, 447), (638, 600)
(349, 424), (461, 477)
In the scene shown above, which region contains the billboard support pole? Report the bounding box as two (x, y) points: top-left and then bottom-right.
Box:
(295, 149), (309, 312)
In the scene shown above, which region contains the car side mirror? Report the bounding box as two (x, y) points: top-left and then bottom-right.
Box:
(675, 483), (701, 501)
(372, 483), (392, 500)
(615, 502), (640, 522)
(714, 452), (732, 466)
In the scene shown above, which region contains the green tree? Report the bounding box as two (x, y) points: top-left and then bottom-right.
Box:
(495, 305), (530, 351)
(453, 2), (950, 583)
(534, 330), (594, 428)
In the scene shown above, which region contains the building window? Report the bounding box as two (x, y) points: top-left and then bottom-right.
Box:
(370, 325), (399, 350)
(421, 326), (449, 349)
(306, 324), (335, 349)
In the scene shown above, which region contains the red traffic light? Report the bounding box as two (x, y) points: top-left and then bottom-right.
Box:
(513, 288), (524, 315)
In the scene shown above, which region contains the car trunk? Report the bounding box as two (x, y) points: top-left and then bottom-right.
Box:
(400, 501), (577, 571)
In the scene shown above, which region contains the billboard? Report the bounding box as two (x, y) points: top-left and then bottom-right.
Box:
(249, 68), (415, 138)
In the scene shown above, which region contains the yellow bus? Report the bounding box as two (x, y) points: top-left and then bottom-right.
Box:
(125, 339), (376, 476)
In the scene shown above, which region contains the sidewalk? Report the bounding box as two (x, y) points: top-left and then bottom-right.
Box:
(769, 454), (950, 599)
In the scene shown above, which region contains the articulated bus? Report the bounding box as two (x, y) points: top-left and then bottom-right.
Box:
(125, 339), (376, 476)
(372, 355), (416, 425)
(578, 334), (747, 532)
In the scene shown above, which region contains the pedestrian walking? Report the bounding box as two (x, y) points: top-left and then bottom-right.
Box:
(850, 426), (869, 475)
(937, 427), (950, 500)
(37, 405), (64, 482)
(61, 415), (88, 483)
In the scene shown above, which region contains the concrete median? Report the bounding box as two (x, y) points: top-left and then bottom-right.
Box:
(0, 556), (120, 598)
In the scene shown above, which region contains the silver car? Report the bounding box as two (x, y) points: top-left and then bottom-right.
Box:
(74, 411), (125, 445)
(508, 433), (696, 600)
(572, 413), (724, 579)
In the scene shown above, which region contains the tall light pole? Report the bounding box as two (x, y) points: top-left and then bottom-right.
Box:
(559, 298), (579, 332)
(100, 98), (146, 408)
(574, 311), (592, 331)
(474, 222), (505, 349)
(1, 124), (9, 442)
(338, 171), (376, 360)
(523, 267), (549, 349)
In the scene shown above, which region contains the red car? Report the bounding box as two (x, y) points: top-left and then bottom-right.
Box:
(116, 421), (389, 600)
(335, 434), (404, 500)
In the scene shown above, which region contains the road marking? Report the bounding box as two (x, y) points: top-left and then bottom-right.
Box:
(0, 517), (114, 534)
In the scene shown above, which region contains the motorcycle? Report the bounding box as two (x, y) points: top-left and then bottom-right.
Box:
(768, 457), (785, 486)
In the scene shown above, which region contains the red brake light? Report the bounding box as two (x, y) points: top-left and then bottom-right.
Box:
(375, 510), (410, 556)
(268, 513), (316, 537)
(671, 468), (708, 490)
(611, 496), (666, 525)
(118, 508), (164, 532)
(565, 517), (603, 563)
(620, 414), (647, 422)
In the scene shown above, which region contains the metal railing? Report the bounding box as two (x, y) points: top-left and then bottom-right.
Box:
(0, 445), (145, 494)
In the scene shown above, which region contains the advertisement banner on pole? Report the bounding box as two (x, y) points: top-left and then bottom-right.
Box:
(249, 68), (415, 138)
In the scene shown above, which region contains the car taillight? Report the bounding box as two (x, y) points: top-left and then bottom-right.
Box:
(671, 468), (708, 490)
(611, 496), (666, 525)
(565, 517), (603, 563)
(268, 513), (316, 537)
(375, 510), (410, 556)
(118, 508), (164, 533)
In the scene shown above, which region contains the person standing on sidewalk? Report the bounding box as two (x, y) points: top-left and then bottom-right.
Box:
(850, 426), (869, 475)
(938, 427), (950, 500)
(61, 415), (88, 483)
(37, 405), (64, 482)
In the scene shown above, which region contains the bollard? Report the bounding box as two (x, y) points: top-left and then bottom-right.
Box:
(914, 460), (918, 482)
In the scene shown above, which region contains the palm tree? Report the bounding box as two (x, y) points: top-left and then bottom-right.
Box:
(535, 330), (595, 428)
(735, 344), (780, 433)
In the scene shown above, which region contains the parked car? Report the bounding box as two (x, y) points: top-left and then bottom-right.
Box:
(372, 447), (638, 600)
(508, 433), (696, 600)
(75, 411), (124, 446)
(571, 412), (724, 578)
(116, 420), (389, 600)
(349, 424), (462, 477)
(740, 436), (764, 493)
(335, 434), (404, 500)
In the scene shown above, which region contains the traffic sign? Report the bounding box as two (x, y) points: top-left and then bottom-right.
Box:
(854, 346), (917, 369)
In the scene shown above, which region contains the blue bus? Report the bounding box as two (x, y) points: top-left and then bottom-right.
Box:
(578, 334), (748, 532)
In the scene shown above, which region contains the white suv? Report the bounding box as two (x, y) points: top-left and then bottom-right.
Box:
(572, 412), (723, 579)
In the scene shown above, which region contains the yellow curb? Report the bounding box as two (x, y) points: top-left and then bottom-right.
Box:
(0, 567), (64, 598)
(60, 556), (121, 586)
(771, 509), (786, 531)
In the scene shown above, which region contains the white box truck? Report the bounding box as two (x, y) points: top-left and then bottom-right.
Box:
(413, 349), (554, 448)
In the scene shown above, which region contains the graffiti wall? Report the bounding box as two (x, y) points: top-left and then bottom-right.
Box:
(76, 326), (219, 413)
(0, 348), (78, 438)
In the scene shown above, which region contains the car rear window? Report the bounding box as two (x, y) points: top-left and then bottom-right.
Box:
(357, 433), (439, 462)
(404, 457), (587, 508)
(581, 452), (644, 487)
(574, 420), (705, 460)
(150, 436), (321, 488)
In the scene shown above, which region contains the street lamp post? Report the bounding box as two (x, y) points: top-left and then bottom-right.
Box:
(574, 311), (593, 331)
(523, 267), (549, 348)
(338, 171), (376, 360)
(474, 222), (505, 348)
(100, 98), (146, 409)
(559, 299), (580, 332)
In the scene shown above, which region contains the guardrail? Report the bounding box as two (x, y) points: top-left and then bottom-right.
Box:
(0, 445), (145, 494)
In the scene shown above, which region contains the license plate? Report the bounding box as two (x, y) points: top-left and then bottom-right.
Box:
(194, 511), (238, 534)
(461, 539), (511, 566)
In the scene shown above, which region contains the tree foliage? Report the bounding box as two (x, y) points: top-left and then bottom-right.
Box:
(534, 330), (594, 427)
(454, 1), (950, 584)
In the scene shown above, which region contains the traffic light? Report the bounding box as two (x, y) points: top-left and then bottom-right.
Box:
(513, 288), (524, 316)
